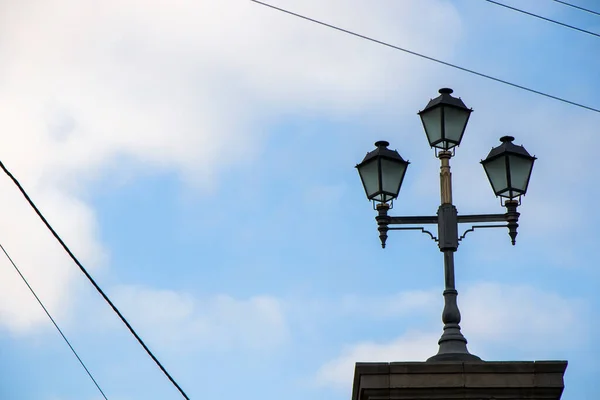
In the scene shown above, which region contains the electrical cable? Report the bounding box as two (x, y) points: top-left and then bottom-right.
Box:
(553, 0), (600, 17)
(250, 0), (600, 114)
(484, 0), (600, 38)
(0, 242), (108, 400)
(0, 160), (190, 400)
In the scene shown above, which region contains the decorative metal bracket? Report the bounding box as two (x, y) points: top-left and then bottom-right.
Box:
(388, 226), (438, 242)
(458, 224), (507, 241)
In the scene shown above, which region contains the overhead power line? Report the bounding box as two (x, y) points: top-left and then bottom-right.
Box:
(0, 161), (190, 400)
(553, 0), (600, 17)
(484, 0), (600, 39)
(0, 242), (108, 400)
(250, 0), (600, 114)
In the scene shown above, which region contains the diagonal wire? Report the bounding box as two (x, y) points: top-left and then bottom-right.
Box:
(484, 0), (600, 38)
(0, 242), (109, 400)
(0, 160), (190, 400)
(553, 0), (600, 17)
(250, 0), (600, 114)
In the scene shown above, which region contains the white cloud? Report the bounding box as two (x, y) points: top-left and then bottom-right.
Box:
(461, 282), (588, 352)
(107, 285), (289, 352)
(316, 282), (586, 390)
(0, 180), (104, 334)
(339, 289), (439, 319)
(316, 331), (439, 389)
(0, 0), (464, 333)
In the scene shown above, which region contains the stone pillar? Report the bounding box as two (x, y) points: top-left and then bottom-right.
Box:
(352, 360), (567, 400)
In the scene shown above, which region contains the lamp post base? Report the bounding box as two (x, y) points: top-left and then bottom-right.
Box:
(352, 360), (568, 400)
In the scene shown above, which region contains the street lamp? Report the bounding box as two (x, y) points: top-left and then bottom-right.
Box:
(418, 88), (472, 150)
(356, 88), (536, 362)
(481, 135), (537, 201)
(356, 141), (410, 204)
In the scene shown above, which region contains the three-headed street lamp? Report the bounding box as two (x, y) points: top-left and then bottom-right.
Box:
(355, 88), (537, 362)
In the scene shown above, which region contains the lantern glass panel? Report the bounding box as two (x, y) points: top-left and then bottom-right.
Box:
(381, 158), (406, 198)
(357, 158), (380, 199)
(484, 157), (508, 196)
(443, 106), (470, 144)
(508, 155), (534, 192)
(420, 107), (442, 146)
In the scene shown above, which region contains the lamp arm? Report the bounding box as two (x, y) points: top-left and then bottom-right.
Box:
(456, 202), (520, 245)
(375, 204), (438, 248)
(456, 213), (506, 223)
(388, 215), (438, 225)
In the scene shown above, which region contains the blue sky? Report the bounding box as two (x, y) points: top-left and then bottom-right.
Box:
(0, 0), (598, 398)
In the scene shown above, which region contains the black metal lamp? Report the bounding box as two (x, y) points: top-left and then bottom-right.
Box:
(481, 136), (537, 201)
(418, 88), (473, 150)
(356, 141), (410, 203)
(355, 89), (539, 362)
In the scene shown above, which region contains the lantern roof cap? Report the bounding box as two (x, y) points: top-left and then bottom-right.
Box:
(357, 141), (408, 166)
(484, 136), (536, 161)
(418, 88), (472, 114)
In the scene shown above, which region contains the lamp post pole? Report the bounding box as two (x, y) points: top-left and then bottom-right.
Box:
(356, 88), (537, 362)
(433, 150), (477, 361)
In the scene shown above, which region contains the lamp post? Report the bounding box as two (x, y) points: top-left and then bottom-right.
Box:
(355, 88), (536, 362)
